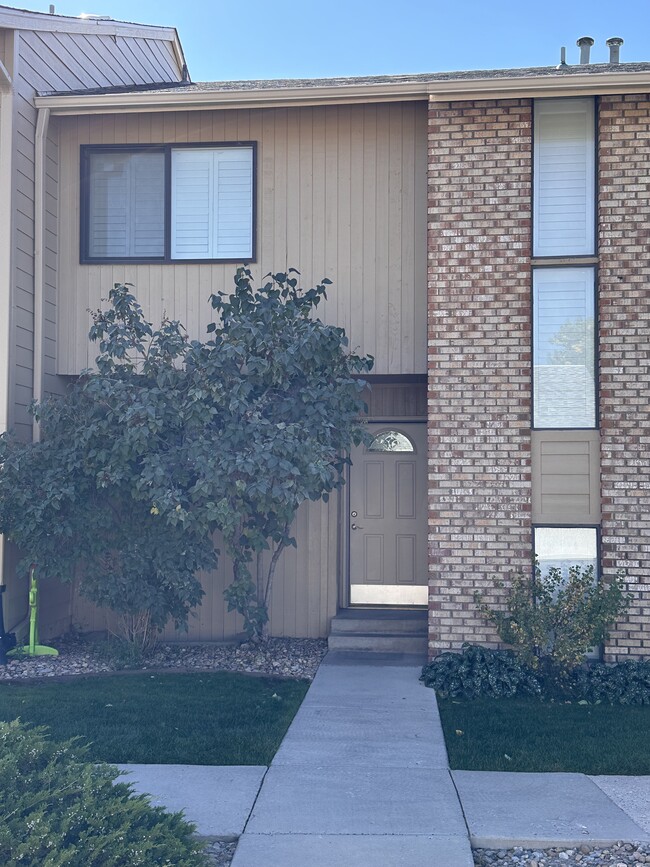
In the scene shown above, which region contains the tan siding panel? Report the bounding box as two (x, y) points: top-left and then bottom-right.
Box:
(58, 102), (427, 377)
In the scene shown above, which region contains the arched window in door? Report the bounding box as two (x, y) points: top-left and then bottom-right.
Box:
(366, 430), (415, 453)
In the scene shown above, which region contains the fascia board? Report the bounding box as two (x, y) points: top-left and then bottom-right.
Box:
(35, 71), (650, 115)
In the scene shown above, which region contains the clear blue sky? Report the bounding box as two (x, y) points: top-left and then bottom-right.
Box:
(14, 0), (650, 81)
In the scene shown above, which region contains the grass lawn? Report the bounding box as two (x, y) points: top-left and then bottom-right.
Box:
(439, 697), (650, 775)
(0, 672), (308, 765)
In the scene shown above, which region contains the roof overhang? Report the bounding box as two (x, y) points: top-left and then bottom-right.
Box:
(34, 70), (650, 116)
(0, 6), (186, 82)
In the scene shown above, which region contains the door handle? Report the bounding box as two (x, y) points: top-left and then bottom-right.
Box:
(351, 523), (364, 530)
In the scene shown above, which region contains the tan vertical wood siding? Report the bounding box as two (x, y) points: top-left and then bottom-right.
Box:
(69, 495), (339, 641)
(9, 27), (183, 437)
(57, 102), (428, 376)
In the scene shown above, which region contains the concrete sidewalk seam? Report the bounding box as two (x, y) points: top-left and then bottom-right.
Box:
(240, 766), (269, 836)
(448, 766), (473, 842)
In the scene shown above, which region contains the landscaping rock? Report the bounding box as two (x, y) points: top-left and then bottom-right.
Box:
(0, 635), (328, 682)
(204, 840), (237, 866)
(473, 842), (650, 866)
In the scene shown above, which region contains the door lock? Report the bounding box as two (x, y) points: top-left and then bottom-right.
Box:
(350, 511), (358, 518)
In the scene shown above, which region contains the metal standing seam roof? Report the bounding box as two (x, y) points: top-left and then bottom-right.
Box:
(37, 61), (650, 99)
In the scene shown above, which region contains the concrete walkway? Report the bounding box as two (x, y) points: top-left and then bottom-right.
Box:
(118, 651), (650, 864)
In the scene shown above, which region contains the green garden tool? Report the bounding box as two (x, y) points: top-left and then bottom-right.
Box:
(8, 565), (58, 658)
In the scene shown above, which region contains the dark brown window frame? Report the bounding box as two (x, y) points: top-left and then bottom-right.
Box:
(530, 96), (598, 432)
(80, 141), (258, 265)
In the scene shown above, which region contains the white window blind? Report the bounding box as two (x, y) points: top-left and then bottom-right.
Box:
(533, 267), (595, 428)
(87, 151), (165, 259)
(533, 98), (595, 257)
(171, 147), (253, 260)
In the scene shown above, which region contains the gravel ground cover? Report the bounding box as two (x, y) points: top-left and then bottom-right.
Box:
(473, 843), (650, 866)
(0, 635), (328, 682)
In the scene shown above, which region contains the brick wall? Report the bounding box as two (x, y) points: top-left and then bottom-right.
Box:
(599, 94), (650, 662)
(427, 99), (533, 655)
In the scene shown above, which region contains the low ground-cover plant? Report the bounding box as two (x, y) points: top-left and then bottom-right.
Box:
(0, 719), (209, 867)
(420, 644), (542, 700)
(475, 562), (630, 677)
(569, 659), (650, 706)
(421, 645), (650, 705)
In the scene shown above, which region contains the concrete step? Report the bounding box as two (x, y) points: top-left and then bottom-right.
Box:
(329, 609), (427, 636)
(327, 631), (428, 655)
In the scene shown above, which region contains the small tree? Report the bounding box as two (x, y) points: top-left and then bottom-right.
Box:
(0, 301), (215, 650)
(139, 268), (373, 638)
(0, 271), (372, 644)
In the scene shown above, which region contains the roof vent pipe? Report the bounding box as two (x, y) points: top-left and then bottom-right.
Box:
(606, 37), (624, 64)
(557, 46), (567, 68)
(577, 36), (594, 64)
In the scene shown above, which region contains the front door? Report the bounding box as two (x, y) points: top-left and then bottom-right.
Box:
(349, 423), (427, 606)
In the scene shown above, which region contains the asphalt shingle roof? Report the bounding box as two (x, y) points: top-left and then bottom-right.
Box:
(38, 61), (650, 98)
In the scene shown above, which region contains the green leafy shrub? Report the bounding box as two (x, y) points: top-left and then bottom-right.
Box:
(420, 644), (542, 700)
(422, 647), (650, 705)
(570, 660), (650, 705)
(0, 720), (209, 867)
(475, 563), (630, 674)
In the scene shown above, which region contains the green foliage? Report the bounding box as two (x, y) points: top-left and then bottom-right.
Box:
(422, 646), (650, 706)
(178, 267), (373, 636)
(475, 562), (630, 674)
(0, 719), (209, 866)
(420, 643), (542, 700)
(569, 659), (650, 705)
(0, 271), (372, 643)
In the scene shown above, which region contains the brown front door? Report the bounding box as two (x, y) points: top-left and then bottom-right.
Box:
(349, 423), (427, 606)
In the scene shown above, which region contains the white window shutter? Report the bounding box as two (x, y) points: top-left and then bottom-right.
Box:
(87, 152), (164, 258)
(534, 99), (595, 257)
(171, 147), (253, 260)
(171, 149), (214, 259)
(214, 149), (254, 259)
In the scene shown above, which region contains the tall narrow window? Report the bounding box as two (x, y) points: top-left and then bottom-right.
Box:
(533, 267), (596, 428)
(534, 98), (595, 257)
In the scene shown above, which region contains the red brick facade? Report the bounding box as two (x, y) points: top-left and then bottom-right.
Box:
(427, 93), (650, 660)
(426, 99), (533, 654)
(599, 94), (650, 661)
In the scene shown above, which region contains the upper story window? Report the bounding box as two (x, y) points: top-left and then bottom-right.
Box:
(532, 97), (597, 430)
(533, 98), (595, 257)
(81, 143), (255, 263)
(533, 267), (596, 428)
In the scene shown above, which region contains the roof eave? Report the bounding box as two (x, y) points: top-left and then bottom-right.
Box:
(34, 70), (650, 115)
(0, 5), (178, 40)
